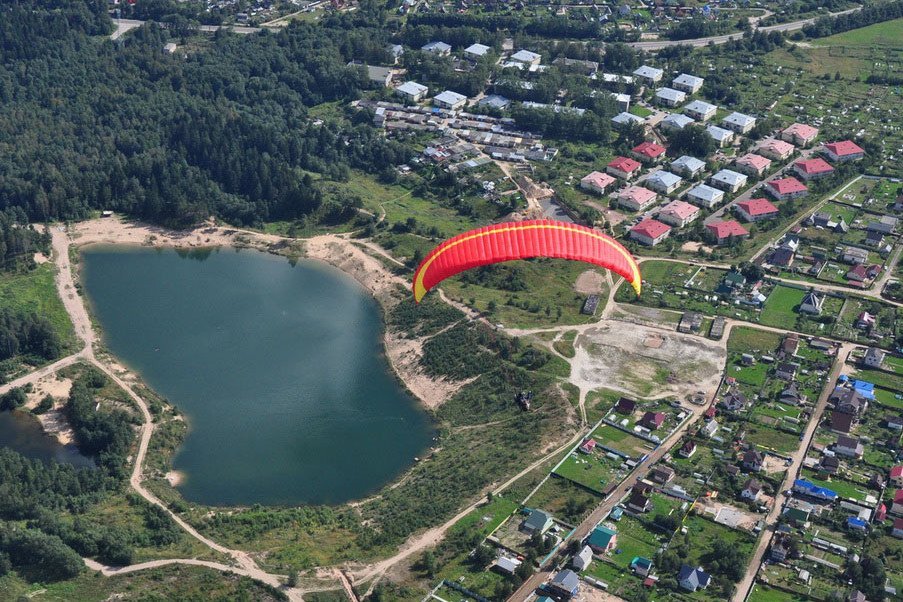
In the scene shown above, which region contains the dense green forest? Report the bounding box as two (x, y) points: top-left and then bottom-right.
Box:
(0, 1), (407, 228)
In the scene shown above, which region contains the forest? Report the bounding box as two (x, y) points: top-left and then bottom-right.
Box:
(0, 1), (408, 228)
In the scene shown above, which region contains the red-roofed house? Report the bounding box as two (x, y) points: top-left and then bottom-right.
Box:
(735, 198), (779, 222)
(794, 158), (835, 181)
(580, 171), (617, 195)
(579, 439), (597, 454)
(735, 153), (772, 177)
(658, 200), (700, 228)
(607, 156), (642, 180)
(631, 141), (667, 163)
(782, 123), (819, 147)
(630, 219), (671, 246)
(877, 503), (888, 522)
(894, 518), (903, 539)
(707, 220), (749, 244)
(766, 177), (808, 201)
(757, 139), (795, 161)
(618, 186), (658, 211)
(891, 465), (903, 487)
(892, 490), (903, 516)
(640, 411), (666, 430)
(824, 140), (865, 163)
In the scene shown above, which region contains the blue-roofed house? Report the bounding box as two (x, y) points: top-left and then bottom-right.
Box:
(678, 565), (711, 591)
(587, 525), (618, 553)
(847, 516), (868, 531)
(793, 479), (838, 502)
(852, 380), (876, 400)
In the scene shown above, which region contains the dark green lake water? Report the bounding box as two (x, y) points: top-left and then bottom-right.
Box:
(0, 411), (93, 468)
(81, 246), (433, 506)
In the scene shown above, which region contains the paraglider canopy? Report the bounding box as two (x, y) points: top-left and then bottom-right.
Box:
(412, 220), (641, 302)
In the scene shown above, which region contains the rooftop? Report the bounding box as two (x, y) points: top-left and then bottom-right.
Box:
(795, 158), (834, 175)
(609, 156), (642, 172)
(632, 141), (666, 158)
(825, 140), (864, 156)
(660, 199), (698, 220)
(434, 90), (467, 105)
(707, 219), (749, 239)
(737, 198), (778, 216)
(631, 218), (671, 239)
(769, 177), (808, 195)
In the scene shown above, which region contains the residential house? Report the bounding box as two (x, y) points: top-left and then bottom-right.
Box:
(723, 112), (757, 134)
(721, 391), (748, 411)
(854, 311), (875, 330)
(863, 347), (886, 369)
(633, 65), (664, 84)
(554, 57), (599, 75)
(865, 230), (884, 248)
(887, 416), (903, 431)
(819, 455), (840, 475)
(782, 123), (819, 146)
(671, 155), (706, 178)
(678, 565), (712, 592)
(627, 485), (653, 513)
(890, 466), (903, 488)
(894, 518), (903, 538)
(548, 570), (580, 600)
(647, 171), (684, 196)
(679, 311), (703, 333)
(684, 100), (717, 121)
(735, 198), (779, 222)
(735, 153), (772, 177)
(800, 291), (824, 314)
(758, 139), (795, 161)
(607, 156), (643, 180)
(478, 94), (510, 110)
(770, 535), (791, 561)
(688, 184), (725, 209)
(610, 92), (631, 112)
(766, 177), (809, 201)
(776, 362), (800, 381)
(706, 125), (734, 147)
(641, 411), (666, 430)
(867, 215), (898, 234)
(522, 509), (554, 534)
(572, 545), (593, 571)
(649, 465), (675, 484)
(580, 171), (616, 195)
(679, 440), (697, 458)
(587, 525), (618, 553)
(631, 141), (667, 164)
(433, 90), (467, 110)
(794, 158), (835, 181)
(612, 111), (646, 127)
(619, 186), (658, 211)
(710, 169), (748, 193)
(658, 200), (699, 227)
(782, 335), (800, 357)
(672, 73), (704, 94)
(464, 43), (491, 60)
(616, 397), (637, 414)
(701, 419), (719, 438)
(707, 220), (749, 245)
(835, 435), (864, 459)
(743, 450), (764, 472)
(742, 478), (763, 502)
(780, 383), (805, 405)
(830, 410), (855, 434)
(579, 439), (597, 454)
(510, 49), (541, 65)
(631, 557), (653, 576)
(629, 219), (671, 246)
(823, 140), (865, 163)
(842, 246), (869, 265)
(893, 490), (903, 515)
(421, 41), (451, 55)
(655, 87), (687, 107)
(769, 247), (795, 268)
(358, 65), (392, 87)
(847, 517), (868, 532)
(661, 113), (695, 132)
(492, 556), (522, 575)
(848, 591), (867, 602)
(831, 388), (868, 415)
(394, 81), (428, 102)
(793, 478), (838, 502)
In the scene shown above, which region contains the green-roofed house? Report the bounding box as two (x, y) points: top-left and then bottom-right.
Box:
(522, 509), (555, 535)
(631, 557), (653, 576)
(587, 525), (618, 553)
(782, 505), (811, 525)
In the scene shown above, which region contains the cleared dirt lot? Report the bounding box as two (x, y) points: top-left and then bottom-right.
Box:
(570, 323), (726, 400)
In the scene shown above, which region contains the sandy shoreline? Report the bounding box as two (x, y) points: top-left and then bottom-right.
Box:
(69, 216), (458, 410)
(23, 373), (75, 445)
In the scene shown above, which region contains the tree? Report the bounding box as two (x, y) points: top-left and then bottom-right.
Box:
(669, 125), (717, 158)
(287, 571), (299, 587)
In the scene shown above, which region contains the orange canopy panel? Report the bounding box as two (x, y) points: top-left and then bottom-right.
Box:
(412, 220), (642, 302)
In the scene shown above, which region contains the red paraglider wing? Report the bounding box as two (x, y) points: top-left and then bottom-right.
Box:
(412, 220), (641, 302)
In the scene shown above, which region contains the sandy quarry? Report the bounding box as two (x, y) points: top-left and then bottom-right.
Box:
(23, 373), (75, 445)
(570, 322), (726, 401)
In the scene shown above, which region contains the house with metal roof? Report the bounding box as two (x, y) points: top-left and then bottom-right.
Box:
(548, 570), (580, 599)
(710, 169), (748, 193)
(706, 125), (734, 147)
(678, 565), (711, 592)
(782, 123), (819, 146)
(658, 199), (699, 227)
(684, 100), (717, 121)
(687, 183), (724, 208)
(510, 49), (541, 65)
(587, 525), (618, 553)
(464, 43), (491, 60)
(630, 218), (671, 246)
(672, 73), (704, 94)
(421, 41), (451, 55)
(722, 111), (757, 134)
(734, 198), (778, 222)
(433, 90), (467, 110)
(572, 545), (594, 571)
(735, 153), (772, 177)
(612, 111), (646, 127)
(670, 155), (705, 177)
(766, 177), (808, 201)
(655, 87), (687, 107)
(647, 171), (684, 195)
(661, 113), (695, 132)
(633, 65), (664, 84)
(478, 94), (510, 110)
(793, 479), (838, 501)
(522, 509), (554, 534)
(394, 81), (429, 101)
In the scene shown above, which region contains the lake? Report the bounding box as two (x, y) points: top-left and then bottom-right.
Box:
(0, 411), (93, 468)
(80, 246), (433, 506)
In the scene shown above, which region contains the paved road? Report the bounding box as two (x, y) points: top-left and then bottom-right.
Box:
(730, 343), (854, 602)
(629, 8), (860, 50)
(110, 18), (261, 38)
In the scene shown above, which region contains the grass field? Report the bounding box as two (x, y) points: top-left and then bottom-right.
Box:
(525, 477), (602, 525)
(748, 583), (810, 602)
(0, 263), (75, 353)
(760, 285), (843, 332)
(681, 514), (756, 570)
(800, 470), (872, 502)
(554, 453), (628, 495)
(812, 18), (903, 48)
(590, 424), (655, 459)
(744, 423), (802, 454)
(727, 326), (782, 355)
(449, 496), (519, 539)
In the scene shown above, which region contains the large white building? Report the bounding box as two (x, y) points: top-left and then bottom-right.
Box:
(395, 81), (428, 102)
(672, 73), (704, 94)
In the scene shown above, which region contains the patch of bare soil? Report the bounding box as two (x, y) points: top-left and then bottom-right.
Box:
(575, 270), (605, 295)
(23, 374), (74, 444)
